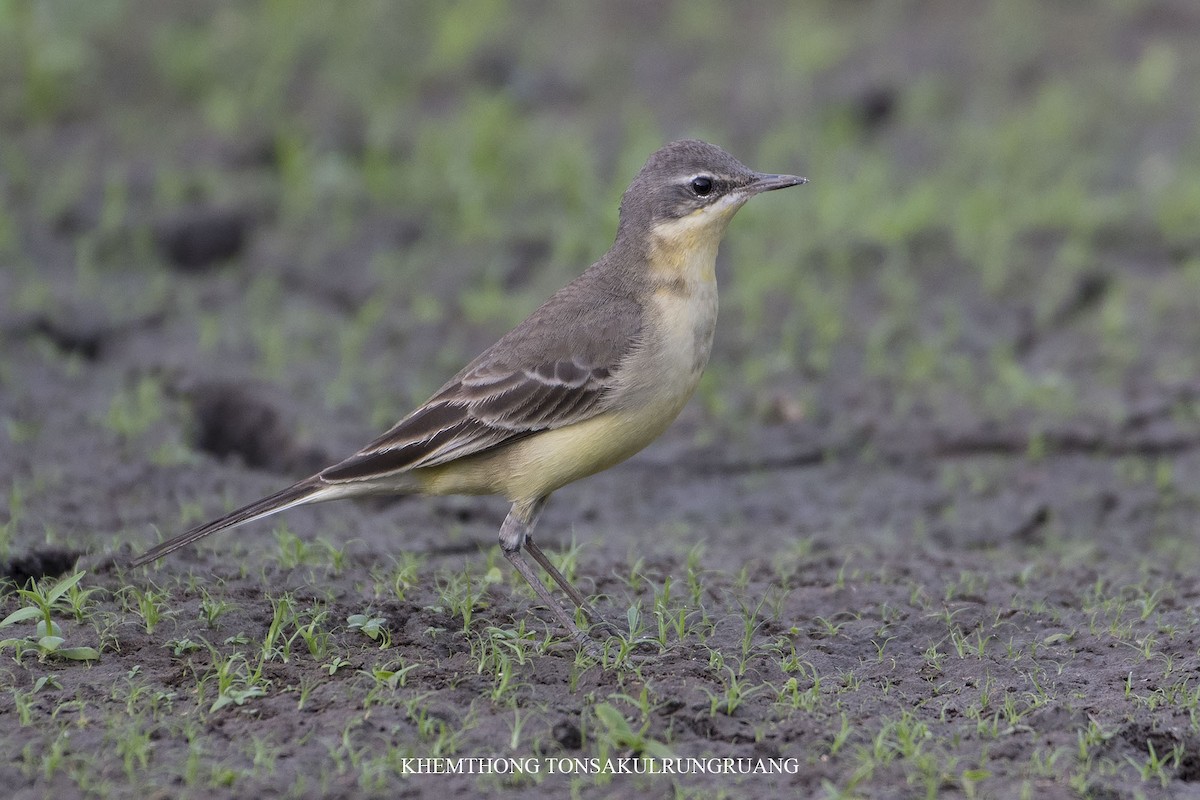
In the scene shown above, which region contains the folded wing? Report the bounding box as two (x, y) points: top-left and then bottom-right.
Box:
(319, 357), (615, 482)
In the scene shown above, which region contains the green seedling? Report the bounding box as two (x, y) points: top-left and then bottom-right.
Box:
(324, 656), (351, 675)
(0, 571), (99, 661)
(360, 657), (418, 692)
(347, 613), (390, 647)
(202, 645), (269, 713)
(119, 584), (172, 633)
(198, 587), (232, 628)
(705, 663), (767, 716)
(592, 702), (674, 762)
(374, 551), (425, 601)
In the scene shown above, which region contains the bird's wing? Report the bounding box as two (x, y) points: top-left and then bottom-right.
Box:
(319, 282), (642, 483)
(319, 358), (617, 481)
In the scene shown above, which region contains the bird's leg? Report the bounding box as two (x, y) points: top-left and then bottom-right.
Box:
(499, 498), (595, 649)
(523, 537), (620, 636)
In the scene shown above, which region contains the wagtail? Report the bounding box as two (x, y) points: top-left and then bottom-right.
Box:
(132, 139), (806, 647)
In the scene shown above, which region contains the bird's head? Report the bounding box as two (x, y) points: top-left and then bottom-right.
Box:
(616, 139), (806, 247)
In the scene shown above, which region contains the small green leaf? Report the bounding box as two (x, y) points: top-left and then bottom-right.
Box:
(0, 607), (43, 627)
(642, 739), (676, 759)
(56, 646), (100, 661)
(46, 571), (86, 605)
(36, 619), (63, 638)
(595, 703), (634, 737)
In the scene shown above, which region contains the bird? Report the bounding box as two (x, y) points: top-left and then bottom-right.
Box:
(131, 139), (806, 648)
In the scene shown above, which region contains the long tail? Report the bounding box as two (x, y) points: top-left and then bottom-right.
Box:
(130, 478), (329, 567)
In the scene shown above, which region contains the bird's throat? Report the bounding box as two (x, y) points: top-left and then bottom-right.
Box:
(646, 199), (745, 288)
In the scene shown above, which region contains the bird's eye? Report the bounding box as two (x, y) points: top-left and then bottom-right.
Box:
(690, 176), (713, 196)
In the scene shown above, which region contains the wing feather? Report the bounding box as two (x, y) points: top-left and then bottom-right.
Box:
(318, 270), (642, 485)
(319, 359), (614, 482)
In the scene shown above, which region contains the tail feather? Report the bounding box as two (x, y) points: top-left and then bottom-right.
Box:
(130, 479), (325, 567)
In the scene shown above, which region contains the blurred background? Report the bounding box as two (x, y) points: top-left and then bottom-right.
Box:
(2, 0), (1199, 542)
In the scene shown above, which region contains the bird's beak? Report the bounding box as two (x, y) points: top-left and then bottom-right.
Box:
(747, 173), (808, 193)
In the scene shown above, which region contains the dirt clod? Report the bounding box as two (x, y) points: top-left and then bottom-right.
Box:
(154, 207), (250, 272)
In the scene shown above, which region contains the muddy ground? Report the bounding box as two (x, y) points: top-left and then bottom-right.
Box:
(3, 2), (1200, 798)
